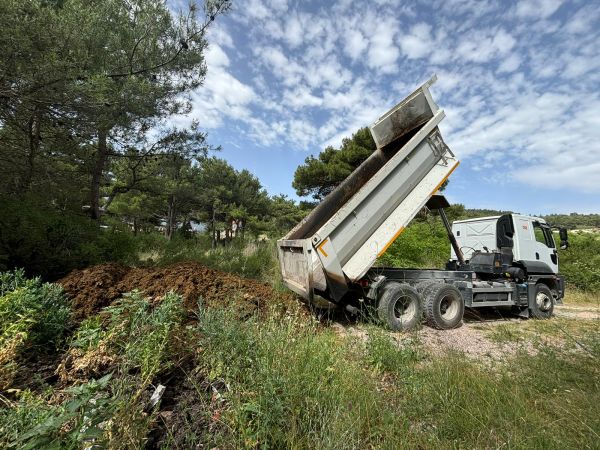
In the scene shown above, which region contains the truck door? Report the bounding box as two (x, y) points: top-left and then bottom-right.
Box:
(532, 221), (558, 273)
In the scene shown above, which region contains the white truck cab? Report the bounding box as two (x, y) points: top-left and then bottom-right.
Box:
(451, 214), (559, 275)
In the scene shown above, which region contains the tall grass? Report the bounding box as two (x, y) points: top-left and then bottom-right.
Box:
(135, 233), (280, 282)
(194, 309), (389, 449)
(189, 310), (600, 449)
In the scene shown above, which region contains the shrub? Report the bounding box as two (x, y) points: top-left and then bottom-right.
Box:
(0, 272), (71, 354)
(0, 195), (137, 280)
(1, 291), (186, 449)
(378, 220), (449, 269)
(558, 232), (600, 291)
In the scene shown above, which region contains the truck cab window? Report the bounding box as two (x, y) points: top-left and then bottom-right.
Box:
(533, 222), (554, 248)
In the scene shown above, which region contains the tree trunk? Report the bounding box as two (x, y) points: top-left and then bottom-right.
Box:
(24, 110), (41, 190)
(90, 129), (109, 220)
(165, 194), (176, 240)
(211, 208), (216, 249)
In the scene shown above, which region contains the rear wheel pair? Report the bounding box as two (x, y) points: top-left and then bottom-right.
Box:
(377, 281), (464, 331)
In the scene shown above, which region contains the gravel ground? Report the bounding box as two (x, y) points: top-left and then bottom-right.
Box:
(334, 303), (596, 363)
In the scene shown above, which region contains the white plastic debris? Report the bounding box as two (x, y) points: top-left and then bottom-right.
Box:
(149, 384), (166, 408)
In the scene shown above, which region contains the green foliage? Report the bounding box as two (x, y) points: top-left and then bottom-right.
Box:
(195, 310), (388, 448)
(0, 195), (137, 279)
(0, 289), (185, 449)
(0, 391), (60, 449)
(104, 291), (184, 380)
(0, 0), (232, 276)
(13, 374), (114, 450)
(378, 219), (449, 269)
(543, 213), (600, 229)
(365, 328), (421, 375)
(0, 268), (27, 296)
(293, 127), (376, 200)
(69, 316), (104, 352)
(558, 232), (600, 291)
(266, 194), (310, 234)
(136, 233), (280, 282)
(0, 271), (71, 353)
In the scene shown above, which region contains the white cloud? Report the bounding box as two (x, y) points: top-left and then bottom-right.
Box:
(344, 30), (369, 60)
(563, 4), (600, 34)
(283, 14), (304, 48)
(366, 20), (401, 73)
(176, 0), (600, 199)
(497, 53), (521, 73)
(456, 28), (516, 63)
(399, 23), (432, 59)
(516, 0), (563, 19)
(204, 44), (230, 68)
(282, 85), (323, 109)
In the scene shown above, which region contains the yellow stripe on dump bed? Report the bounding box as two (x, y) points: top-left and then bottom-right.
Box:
(377, 226), (405, 257)
(430, 160), (460, 196)
(317, 238), (329, 257)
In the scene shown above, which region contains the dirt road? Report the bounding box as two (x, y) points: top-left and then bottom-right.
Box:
(336, 302), (599, 363)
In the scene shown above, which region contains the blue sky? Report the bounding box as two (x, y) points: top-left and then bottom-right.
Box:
(170, 0), (600, 214)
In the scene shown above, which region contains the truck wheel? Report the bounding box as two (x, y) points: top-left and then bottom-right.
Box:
(414, 280), (437, 295)
(424, 283), (464, 330)
(530, 283), (554, 319)
(377, 282), (422, 331)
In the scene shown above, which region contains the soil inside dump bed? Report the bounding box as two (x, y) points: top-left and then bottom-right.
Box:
(59, 262), (300, 320)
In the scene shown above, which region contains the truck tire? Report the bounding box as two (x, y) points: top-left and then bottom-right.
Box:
(423, 283), (464, 330)
(530, 283), (554, 319)
(377, 282), (422, 331)
(414, 280), (438, 295)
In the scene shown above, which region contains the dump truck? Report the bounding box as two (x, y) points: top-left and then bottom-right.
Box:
(277, 76), (568, 330)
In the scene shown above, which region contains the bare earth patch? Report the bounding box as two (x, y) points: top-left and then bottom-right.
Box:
(333, 303), (598, 363)
(555, 303), (600, 320)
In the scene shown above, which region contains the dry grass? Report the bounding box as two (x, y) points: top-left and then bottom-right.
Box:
(564, 289), (600, 306)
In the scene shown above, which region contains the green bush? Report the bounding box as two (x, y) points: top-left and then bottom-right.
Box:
(558, 232), (600, 291)
(0, 271), (71, 353)
(378, 220), (449, 269)
(0, 195), (137, 280)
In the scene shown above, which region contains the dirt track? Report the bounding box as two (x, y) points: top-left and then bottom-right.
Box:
(335, 303), (600, 363)
(59, 262), (301, 320)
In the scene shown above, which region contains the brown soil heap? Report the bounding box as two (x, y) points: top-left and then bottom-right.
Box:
(59, 262), (300, 320)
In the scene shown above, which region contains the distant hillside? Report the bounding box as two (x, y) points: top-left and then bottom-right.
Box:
(448, 205), (600, 230)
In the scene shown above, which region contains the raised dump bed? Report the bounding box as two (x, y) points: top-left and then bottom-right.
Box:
(277, 76), (459, 303)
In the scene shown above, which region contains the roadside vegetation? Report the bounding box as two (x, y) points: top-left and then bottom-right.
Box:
(0, 270), (598, 448)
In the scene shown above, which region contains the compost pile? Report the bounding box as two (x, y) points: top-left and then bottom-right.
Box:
(59, 261), (300, 320)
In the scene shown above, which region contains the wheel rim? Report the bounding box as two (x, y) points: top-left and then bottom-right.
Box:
(440, 294), (459, 319)
(394, 295), (416, 323)
(536, 292), (552, 312)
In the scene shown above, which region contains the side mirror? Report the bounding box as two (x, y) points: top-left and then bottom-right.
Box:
(559, 227), (569, 250)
